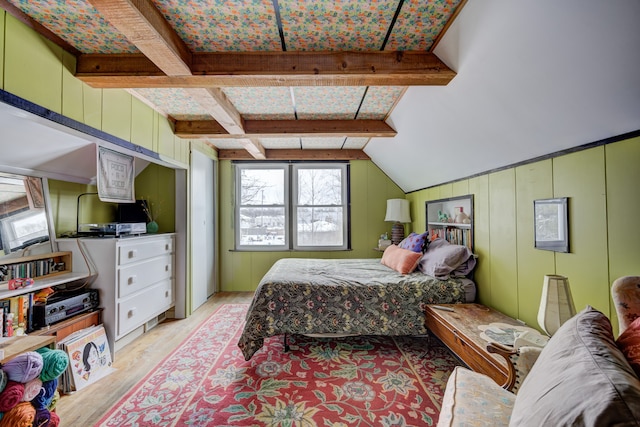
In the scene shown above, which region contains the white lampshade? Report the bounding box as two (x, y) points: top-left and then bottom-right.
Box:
(384, 199), (411, 223)
(538, 274), (576, 336)
(385, 199), (411, 245)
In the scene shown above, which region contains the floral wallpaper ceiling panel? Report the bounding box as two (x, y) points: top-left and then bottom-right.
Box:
(301, 137), (347, 149)
(293, 87), (366, 120)
(134, 88), (211, 120)
(343, 137), (370, 149)
(279, 0), (399, 51)
(260, 138), (301, 149)
(357, 87), (405, 120)
(7, 0), (137, 53)
(222, 88), (295, 120)
(385, 0), (462, 50)
(151, 0), (282, 52)
(207, 138), (245, 149)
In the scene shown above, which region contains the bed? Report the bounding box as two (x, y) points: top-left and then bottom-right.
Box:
(238, 255), (476, 360)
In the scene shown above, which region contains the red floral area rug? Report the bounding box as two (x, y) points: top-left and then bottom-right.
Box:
(97, 304), (462, 426)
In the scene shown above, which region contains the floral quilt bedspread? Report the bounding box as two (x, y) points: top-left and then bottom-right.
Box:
(238, 258), (468, 360)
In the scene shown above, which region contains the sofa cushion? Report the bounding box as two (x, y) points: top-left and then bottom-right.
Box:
(509, 306), (640, 426)
(617, 316), (640, 377)
(437, 366), (514, 427)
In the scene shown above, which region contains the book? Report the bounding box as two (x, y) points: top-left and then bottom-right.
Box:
(0, 300), (9, 336)
(58, 325), (115, 392)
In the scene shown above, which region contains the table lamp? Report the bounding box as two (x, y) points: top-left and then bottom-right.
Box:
(384, 199), (411, 245)
(537, 274), (576, 336)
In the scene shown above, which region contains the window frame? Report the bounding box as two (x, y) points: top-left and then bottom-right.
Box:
(234, 161), (350, 251)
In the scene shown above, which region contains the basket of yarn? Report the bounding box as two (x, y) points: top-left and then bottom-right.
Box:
(0, 346), (68, 426)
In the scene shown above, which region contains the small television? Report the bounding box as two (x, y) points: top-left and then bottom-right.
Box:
(117, 200), (149, 223)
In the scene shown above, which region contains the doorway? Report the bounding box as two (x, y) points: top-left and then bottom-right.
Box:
(190, 149), (217, 311)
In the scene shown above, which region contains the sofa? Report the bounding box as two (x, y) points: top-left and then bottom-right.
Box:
(437, 276), (640, 427)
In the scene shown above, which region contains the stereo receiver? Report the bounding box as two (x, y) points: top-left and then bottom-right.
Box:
(32, 289), (99, 330)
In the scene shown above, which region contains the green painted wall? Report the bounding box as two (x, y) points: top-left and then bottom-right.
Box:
(135, 164), (176, 233)
(0, 13), (4, 87)
(408, 136), (640, 333)
(219, 159), (405, 291)
(47, 163), (176, 236)
(4, 14), (63, 113)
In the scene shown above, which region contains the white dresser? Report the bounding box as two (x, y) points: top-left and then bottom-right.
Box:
(58, 234), (175, 359)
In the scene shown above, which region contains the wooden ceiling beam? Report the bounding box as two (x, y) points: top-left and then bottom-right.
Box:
(218, 149), (370, 161)
(183, 88), (245, 135)
(87, 0), (192, 75)
(76, 51), (456, 87)
(239, 138), (266, 160)
(174, 119), (396, 138)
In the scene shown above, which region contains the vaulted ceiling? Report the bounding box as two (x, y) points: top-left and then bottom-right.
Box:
(0, 0), (464, 161)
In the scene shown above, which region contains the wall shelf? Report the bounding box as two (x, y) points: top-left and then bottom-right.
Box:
(426, 195), (474, 251)
(0, 251), (92, 300)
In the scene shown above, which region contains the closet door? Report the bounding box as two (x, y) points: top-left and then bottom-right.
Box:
(190, 150), (217, 311)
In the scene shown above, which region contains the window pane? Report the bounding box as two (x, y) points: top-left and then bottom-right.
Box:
(239, 207), (285, 246)
(297, 168), (342, 205)
(241, 169), (284, 205)
(297, 207), (343, 246)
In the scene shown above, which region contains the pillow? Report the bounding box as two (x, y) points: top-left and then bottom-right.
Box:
(509, 306), (640, 426)
(417, 238), (473, 279)
(380, 244), (422, 274)
(398, 232), (429, 253)
(617, 317), (640, 377)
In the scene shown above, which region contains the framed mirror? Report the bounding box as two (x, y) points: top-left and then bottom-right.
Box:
(534, 197), (569, 253)
(0, 172), (57, 259)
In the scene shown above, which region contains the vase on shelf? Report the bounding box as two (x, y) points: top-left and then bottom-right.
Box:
(454, 207), (470, 224)
(146, 221), (159, 234)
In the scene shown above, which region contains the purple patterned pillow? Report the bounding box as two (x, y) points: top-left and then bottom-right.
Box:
(398, 232), (429, 253)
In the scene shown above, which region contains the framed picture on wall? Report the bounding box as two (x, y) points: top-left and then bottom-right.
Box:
(534, 197), (569, 253)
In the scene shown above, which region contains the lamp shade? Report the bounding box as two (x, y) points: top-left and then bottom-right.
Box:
(384, 199), (411, 223)
(384, 199), (411, 245)
(538, 274), (576, 336)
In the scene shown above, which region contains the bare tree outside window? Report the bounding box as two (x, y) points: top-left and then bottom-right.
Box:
(239, 168), (285, 246)
(296, 168), (343, 246)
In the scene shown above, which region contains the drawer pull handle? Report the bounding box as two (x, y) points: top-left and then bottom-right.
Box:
(165, 264), (170, 272)
(128, 275), (136, 285)
(165, 290), (170, 298)
(128, 249), (137, 259)
(128, 308), (136, 318)
(165, 244), (170, 251)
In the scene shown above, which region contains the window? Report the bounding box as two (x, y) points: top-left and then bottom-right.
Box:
(235, 162), (349, 251)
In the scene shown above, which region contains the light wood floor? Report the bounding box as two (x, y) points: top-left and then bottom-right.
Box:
(56, 292), (254, 426)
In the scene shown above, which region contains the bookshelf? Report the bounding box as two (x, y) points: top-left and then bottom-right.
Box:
(426, 195), (474, 251)
(0, 252), (87, 299)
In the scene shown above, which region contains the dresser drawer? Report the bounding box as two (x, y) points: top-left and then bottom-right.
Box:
(118, 237), (173, 266)
(118, 254), (173, 299)
(117, 279), (173, 338)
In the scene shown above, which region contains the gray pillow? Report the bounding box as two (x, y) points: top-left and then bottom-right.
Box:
(509, 306), (640, 426)
(417, 238), (473, 279)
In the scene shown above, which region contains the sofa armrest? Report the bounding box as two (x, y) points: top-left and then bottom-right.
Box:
(487, 341), (519, 390)
(487, 342), (544, 393)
